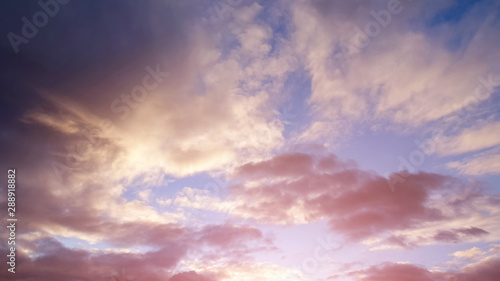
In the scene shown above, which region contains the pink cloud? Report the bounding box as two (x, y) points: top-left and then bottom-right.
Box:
(357, 258), (500, 281)
(0, 169), (268, 280)
(0, 238), (173, 281)
(229, 152), (496, 243)
(434, 227), (489, 244)
(197, 224), (263, 248)
(356, 263), (437, 281)
(0, 221), (265, 281)
(169, 271), (216, 281)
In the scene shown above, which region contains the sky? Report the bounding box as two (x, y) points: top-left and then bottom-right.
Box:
(0, 0), (500, 280)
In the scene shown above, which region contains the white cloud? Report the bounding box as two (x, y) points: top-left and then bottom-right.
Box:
(434, 121), (500, 156)
(447, 150), (500, 175)
(289, 0), (500, 146)
(138, 188), (152, 201)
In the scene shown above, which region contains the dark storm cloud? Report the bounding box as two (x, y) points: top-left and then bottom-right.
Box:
(0, 0), (193, 172)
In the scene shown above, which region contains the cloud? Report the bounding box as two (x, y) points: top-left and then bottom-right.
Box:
(0, 238), (176, 281)
(205, 152), (500, 246)
(356, 255), (500, 281)
(452, 247), (485, 259)
(0, 220), (268, 280)
(447, 147), (500, 175)
(0, 2), (296, 279)
(14, 2), (300, 182)
(433, 121), (500, 156)
(355, 262), (438, 281)
(174, 260), (307, 281)
(138, 188), (152, 201)
(169, 271), (216, 281)
(290, 0), (500, 145)
(0, 130), (270, 280)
